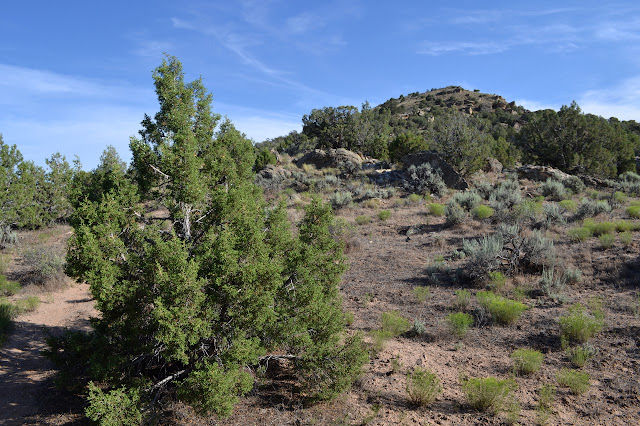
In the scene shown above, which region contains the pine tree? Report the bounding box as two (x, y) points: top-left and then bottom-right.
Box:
(59, 55), (366, 422)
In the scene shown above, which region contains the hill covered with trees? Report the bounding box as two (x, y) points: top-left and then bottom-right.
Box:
(258, 86), (640, 178)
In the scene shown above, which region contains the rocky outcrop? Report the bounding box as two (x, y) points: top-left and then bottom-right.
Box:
(516, 165), (572, 182)
(295, 148), (362, 170)
(258, 165), (292, 181)
(400, 151), (468, 190)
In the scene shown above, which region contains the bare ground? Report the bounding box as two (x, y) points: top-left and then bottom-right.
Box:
(2, 190), (640, 425)
(0, 282), (95, 425)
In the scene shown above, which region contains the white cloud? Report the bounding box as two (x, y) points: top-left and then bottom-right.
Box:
(418, 41), (509, 56)
(578, 77), (640, 120)
(514, 99), (559, 112)
(0, 64), (150, 102)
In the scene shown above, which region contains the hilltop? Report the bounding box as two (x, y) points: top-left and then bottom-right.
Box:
(375, 85), (527, 130)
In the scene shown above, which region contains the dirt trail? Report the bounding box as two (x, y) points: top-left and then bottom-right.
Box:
(0, 283), (96, 426)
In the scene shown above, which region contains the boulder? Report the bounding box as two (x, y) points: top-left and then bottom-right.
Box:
(258, 165), (291, 181)
(484, 157), (503, 173)
(400, 151), (468, 190)
(295, 148), (362, 170)
(516, 165), (572, 182)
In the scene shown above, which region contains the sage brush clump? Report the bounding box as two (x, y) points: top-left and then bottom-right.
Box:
(447, 312), (473, 338)
(462, 377), (517, 413)
(511, 349), (544, 375)
(406, 367), (442, 406)
(559, 303), (604, 345)
(556, 369), (590, 395)
(477, 291), (527, 325)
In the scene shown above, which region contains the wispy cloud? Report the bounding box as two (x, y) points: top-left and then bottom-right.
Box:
(132, 40), (174, 58)
(0, 64), (149, 101)
(595, 19), (640, 41)
(418, 41), (509, 56)
(450, 7), (577, 25)
(419, 7), (640, 56)
(171, 17), (329, 98)
(578, 76), (640, 120)
(287, 12), (324, 34)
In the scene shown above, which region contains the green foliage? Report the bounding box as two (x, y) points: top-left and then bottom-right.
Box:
(409, 319), (427, 337)
(355, 215), (371, 225)
(254, 148), (276, 171)
(536, 384), (556, 424)
(14, 296), (40, 313)
(472, 205), (494, 220)
(428, 202), (445, 216)
(0, 298), (15, 345)
(431, 112), (489, 176)
(556, 369), (590, 395)
(584, 219), (616, 236)
(452, 190), (482, 211)
(567, 343), (596, 368)
(22, 246), (65, 285)
(0, 136), (76, 240)
(461, 376), (517, 412)
(389, 132), (429, 162)
(369, 329), (392, 353)
(563, 176), (586, 194)
(55, 56), (366, 420)
(539, 267), (566, 298)
(381, 311), (411, 336)
(408, 193), (423, 204)
(453, 289), (471, 310)
(406, 367), (442, 406)
(413, 286), (431, 303)
(477, 291), (527, 325)
(599, 233), (615, 249)
(620, 230), (633, 246)
(404, 163), (447, 196)
(559, 303), (604, 345)
(511, 349), (544, 375)
(445, 200), (466, 226)
(177, 362), (253, 417)
(488, 271), (506, 291)
(377, 210), (391, 221)
(0, 275), (20, 296)
(541, 179), (568, 201)
(576, 198), (611, 218)
(447, 312), (473, 338)
(559, 199), (578, 213)
(567, 226), (593, 242)
(86, 382), (142, 426)
(543, 203), (566, 227)
(517, 102), (637, 177)
(627, 205), (640, 218)
(330, 191), (353, 209)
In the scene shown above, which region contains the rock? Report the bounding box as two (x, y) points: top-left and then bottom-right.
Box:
(400, 151), (468, 190)
(258, 165), (291, 181)
(295, 148), (362, 170)
(269, 149), (283, 165)
(484, 157), (503, 173)
(516, 165), (572, 182)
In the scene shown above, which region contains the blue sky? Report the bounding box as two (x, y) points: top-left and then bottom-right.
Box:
(1, 1), (639, 169)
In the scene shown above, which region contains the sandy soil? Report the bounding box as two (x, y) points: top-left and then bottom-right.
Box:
(0, 282), (95, 426)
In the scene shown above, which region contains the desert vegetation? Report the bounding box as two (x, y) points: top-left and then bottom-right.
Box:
(1, 58), (639, 424)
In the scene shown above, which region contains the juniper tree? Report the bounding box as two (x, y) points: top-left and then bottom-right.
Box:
(60, 55), (366, 422)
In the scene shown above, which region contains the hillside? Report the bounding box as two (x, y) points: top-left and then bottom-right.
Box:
(376, 85), (527, 130)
